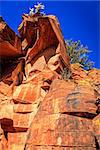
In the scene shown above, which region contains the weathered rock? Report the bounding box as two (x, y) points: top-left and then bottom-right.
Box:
(18, 14), (38, 50)
(93, 114), (100, 148)
(88, 68), (100, 85)
(71, 63), (88, 82)
(0, 17), (22, 58)
(8, 132), (27, 150)
(24, 79), (97, 149)
(25, 146), (96, 150)
(0, 82), (12, 103)
(0, 104), (13, 121)
(0, 125), (8, 150)
(40, 79), (97, 116)
(13, 82), (41, 103)
(0, 12), (100, 150)
(18, 14), (70, 70)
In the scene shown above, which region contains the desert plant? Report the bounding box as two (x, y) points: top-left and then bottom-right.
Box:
(61, 67), (72, 80)
(29, 7), (34, 16)
(34, 2), (45, 14)
(29, 2), (45, 16)
(65, 39), (94, 70)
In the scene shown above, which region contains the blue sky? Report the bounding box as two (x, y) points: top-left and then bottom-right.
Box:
(0, 0), (100, 68)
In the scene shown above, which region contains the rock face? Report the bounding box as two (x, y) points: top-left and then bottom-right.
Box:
(0, 17), (22, 58)
(0, 13), (100, 150)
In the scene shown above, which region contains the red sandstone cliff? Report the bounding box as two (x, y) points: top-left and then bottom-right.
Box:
(0, 13), (100, 150)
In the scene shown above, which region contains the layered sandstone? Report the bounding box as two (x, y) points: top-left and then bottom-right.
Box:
(0, 13), (100, 150)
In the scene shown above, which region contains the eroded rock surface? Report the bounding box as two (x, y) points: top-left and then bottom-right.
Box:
(0, 13), (100, 150)
(0, 17), (22, 58)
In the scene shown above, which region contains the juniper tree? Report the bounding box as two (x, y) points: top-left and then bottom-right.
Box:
(66, 39), (94, 70)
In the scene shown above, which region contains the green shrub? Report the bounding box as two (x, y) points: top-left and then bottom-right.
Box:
(66, 39), (94, 70)
(61, 67), (72, 80)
